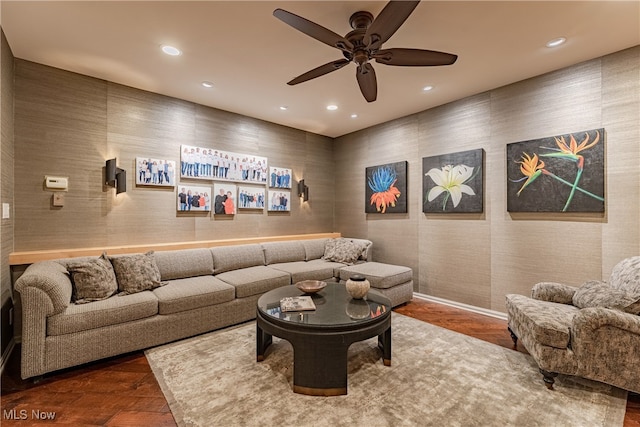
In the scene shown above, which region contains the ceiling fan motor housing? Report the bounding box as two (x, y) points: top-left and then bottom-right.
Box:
(349, 11), (373, 30)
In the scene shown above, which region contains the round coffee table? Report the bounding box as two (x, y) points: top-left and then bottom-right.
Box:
(256, 282), (392, 396)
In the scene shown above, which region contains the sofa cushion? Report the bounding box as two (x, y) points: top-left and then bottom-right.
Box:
(211, 244), (265, 274)
(153, 276), (235, 315)
(262, 241), (306, 265)
(47, 291), (158, 336)
(340, 262), (413, 289)
(609, 256), (640, 299)
(573, 280), (640, 315)
(67, 253), (118, 304)
(110, 252), (166, 295)
(505, 294), (578, 349)
(302, 239), (328, 261)
(268, 261), (336, 283)
(323, 238), (365, 265)
(215, 266), (290, 298)
(306, 259), (346, 278)
(154, 248), (214, 280)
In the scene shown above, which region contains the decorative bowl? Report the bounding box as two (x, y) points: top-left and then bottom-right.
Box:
(296, 280), (327, 294)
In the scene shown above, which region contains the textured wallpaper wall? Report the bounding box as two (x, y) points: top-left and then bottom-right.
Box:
(13, 60), (335, 252)
(334, 46), (640, 313)
(1, 29), (16, 358)
(8, 47), (639, 315)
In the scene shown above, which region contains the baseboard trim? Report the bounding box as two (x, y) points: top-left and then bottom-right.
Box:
(1, 338), (15, 377)
(412, 292), (508, 321)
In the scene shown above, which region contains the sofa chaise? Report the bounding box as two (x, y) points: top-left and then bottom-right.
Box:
(15, 237), (413, 379)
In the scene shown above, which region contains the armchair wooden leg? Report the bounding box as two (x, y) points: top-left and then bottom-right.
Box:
(539, 369), (558, 390)
(508, 327), (518, 349)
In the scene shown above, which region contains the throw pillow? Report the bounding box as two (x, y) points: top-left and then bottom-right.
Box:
(322, 238), (338, 261)
(572, 280), (640, 315)
(354, 240), (370, 261)
(68, 252), (118, 304)
(323, 238), (361, 265)
(608, 256), (640, 299)
(110, 251), (165, 295)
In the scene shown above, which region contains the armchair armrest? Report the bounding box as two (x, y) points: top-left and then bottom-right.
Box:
(570, 306), (640, 393)
(531, 281), (578, 304)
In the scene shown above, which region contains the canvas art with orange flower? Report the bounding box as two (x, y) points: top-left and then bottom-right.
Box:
(365, 161), (407, 214)
(507, 128), (605, 212)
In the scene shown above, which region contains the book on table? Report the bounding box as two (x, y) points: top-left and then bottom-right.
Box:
(280, 296), (316, 312)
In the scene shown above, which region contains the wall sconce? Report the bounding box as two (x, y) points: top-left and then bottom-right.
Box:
(297, 179), (309, 202)
(105, 158), (126, 194)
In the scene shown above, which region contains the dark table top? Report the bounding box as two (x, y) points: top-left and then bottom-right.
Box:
(257, 282), (391, 329)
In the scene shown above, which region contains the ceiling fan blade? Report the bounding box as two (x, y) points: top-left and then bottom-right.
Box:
(356, 63), (377, 103)
(373, 48), (458, 66)
(364, 1), (420, 51)
(287, 59), (350, 86)
(274, 8), (354, 53)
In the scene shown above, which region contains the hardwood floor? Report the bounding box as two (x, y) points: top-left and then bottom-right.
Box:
(2, 297), (638, 426)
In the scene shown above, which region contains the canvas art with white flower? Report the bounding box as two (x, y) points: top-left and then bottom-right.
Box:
(422, 149), (484, 213)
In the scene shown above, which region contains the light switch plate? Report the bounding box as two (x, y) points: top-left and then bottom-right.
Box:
(2, 203), (9, 219)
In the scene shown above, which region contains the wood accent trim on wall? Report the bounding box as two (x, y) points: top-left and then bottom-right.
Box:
(9, 232), (341, 265)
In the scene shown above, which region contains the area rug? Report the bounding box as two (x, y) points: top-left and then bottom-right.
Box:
(145, 313), (627, 427)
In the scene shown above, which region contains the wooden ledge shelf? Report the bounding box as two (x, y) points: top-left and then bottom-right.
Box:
(9, 232), (341, 266)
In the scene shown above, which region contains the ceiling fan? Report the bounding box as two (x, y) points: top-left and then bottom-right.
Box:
(273, 1), (458, 103)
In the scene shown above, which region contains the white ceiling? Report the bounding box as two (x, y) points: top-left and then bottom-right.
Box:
(2, 1), (639, 138)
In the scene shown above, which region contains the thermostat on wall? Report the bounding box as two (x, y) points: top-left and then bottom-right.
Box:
(44, 176), (69, 191)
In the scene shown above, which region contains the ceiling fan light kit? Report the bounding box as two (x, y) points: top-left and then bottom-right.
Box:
(273, 0), (458, 103)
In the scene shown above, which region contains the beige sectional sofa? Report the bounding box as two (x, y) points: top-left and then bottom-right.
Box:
(15, 237), (413, 379)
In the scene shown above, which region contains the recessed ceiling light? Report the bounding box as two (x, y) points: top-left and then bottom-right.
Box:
(351, 114), (358, 119)
(422, 85), (434, 92)
(279, 106), (288, 111)
(201, 81), (214, 88)
(161, 45), (182, 56)
(326, 105), (338, 111)
(546, 37), (566, 48)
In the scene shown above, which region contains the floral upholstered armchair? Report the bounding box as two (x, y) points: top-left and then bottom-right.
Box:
(505, 256), (640, 393)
